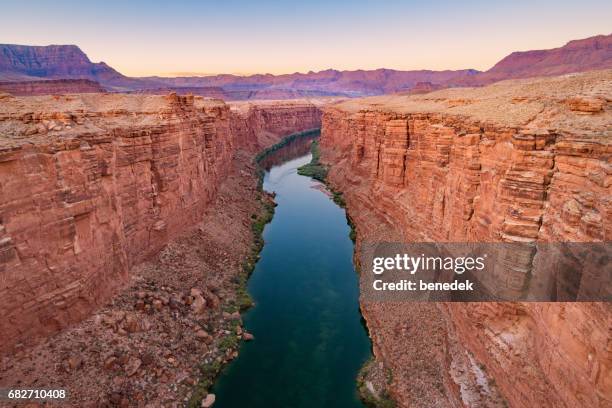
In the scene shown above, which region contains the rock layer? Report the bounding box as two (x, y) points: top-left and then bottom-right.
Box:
(0, 79), (106, 95)
(229, 99), (325, 150)
(320, 70), (611, 407)
(0, 93), (232, 352)
(0, 94), (323, 353)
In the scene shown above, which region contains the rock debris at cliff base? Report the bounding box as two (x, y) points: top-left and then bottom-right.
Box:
(0, 152), (261, 407)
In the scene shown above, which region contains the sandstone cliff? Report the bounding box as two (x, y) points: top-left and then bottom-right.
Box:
(0, 93), (235, 352)
(229, 99), (325, 150)
(320, 70), (611, 407)
(0, 93), (323, 353)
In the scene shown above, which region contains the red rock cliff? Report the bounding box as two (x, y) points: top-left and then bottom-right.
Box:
(229, 99), (324, 151)
(0, 93), (233, 352)
(0, 93), (323, 353)
(320, 71), (611, 407)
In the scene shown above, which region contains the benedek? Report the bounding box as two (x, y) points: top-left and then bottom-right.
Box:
(420, 280), (474, 291)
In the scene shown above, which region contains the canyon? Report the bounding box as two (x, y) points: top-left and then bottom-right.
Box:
(0, 92), (322, 353)
(319, 70), (611, 407)
(0, 67), (610, 407)
(1, 34), (610, 99)
(0, 94), (322, 406)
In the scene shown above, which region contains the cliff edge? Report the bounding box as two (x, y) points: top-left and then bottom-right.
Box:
(320, 70), (611, 407)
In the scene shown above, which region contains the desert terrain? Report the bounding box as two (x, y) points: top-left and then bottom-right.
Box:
(0, 34), (610, 408)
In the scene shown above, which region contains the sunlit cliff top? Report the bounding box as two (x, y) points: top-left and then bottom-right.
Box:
(0, 93), (226, 149)
(331, 69), (612, 134)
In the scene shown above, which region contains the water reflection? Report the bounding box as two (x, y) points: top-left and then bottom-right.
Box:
(213, 133), (371, 408)
(258, 133), (318, 170)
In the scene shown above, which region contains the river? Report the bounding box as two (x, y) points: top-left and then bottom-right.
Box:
(212, 135), (371, 408)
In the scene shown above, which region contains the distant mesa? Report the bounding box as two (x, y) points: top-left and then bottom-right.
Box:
(0, 79), (105, 96)
(0, 44), (134, 89)
(454, 33), (612, 86)
(0, 33), (610, 98)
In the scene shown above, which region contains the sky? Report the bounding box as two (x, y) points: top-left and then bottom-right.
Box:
(1, 0), (611, 76)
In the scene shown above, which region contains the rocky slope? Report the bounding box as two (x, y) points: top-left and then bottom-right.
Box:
(0, 93), (234, 354)
(0, 149), (267, 407)
(320, 70), (611, 407)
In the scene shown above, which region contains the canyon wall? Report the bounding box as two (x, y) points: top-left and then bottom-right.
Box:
(0, 93), (233, 352)
(320, 71), (611, 407)
(229, 99), (324, 151)
(0, 93), (322, 353)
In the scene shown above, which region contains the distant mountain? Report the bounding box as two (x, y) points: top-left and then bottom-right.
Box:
(1, 33), (610, 99)
(454, 33), (612, 86)
(144, 68), (481, 97)
(0, 44), (148, 91)
(0, 44), (480, 97)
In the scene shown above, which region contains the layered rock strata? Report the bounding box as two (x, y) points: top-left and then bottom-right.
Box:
(0, 79), (106, 95)
(229, 99), (326, 150)
(320, 70), (611, 407)
(0, 93), (233, 353)
(0, 150), (267, 406)
(0, 93), (323, 353)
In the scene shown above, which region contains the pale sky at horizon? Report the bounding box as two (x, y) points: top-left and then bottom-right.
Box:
(1, 0), (611, 76)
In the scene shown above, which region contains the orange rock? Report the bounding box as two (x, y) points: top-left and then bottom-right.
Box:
(566, 97), (605, 113)
(320, 71), (611, 408)
(0, 93), (324, 353)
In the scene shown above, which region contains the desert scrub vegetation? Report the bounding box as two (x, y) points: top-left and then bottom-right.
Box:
(356, 358), (396, 408)
(297, 140), (328, 182)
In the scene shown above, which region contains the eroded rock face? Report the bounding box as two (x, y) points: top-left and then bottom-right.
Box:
(229, 99), (324, 151)
(0, 93), (233, 352)
(320, 70), (611, 407)
(0, 44), (115, 79)
(0, 94), (323, 353)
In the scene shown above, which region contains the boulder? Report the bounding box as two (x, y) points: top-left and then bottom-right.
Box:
(191, 294), (207, 314)
(201, 393), (216, 407)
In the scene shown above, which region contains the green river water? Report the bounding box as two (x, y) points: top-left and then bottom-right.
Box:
(212, 135), (371, 408)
